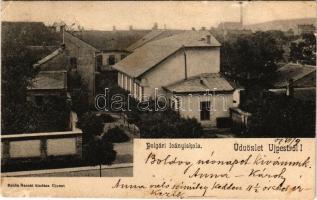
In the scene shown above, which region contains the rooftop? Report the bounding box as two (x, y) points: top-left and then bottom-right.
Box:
(33, 48), (63, 67)
(163, 73), (234, 93)
(126, 29), (187, 51)
(273, 63), (316, 88)
(28, 71), (67, 91)
(113, 31), (221, 78)
(71, 30), (150, 51)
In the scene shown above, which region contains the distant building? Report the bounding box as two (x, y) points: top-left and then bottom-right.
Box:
(114, 31), (236, 127)
(297, 24), (316, 35)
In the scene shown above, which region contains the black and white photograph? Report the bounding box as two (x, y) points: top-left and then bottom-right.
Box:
(1, 0), (315, 181)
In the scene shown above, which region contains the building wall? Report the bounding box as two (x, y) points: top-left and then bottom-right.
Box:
(101, 52), (128, 66)
(1, 112), (82, 166)
(186, 47), (220, 77)
(172, 93), (233, 127)
(117, 47), (220, 101)
(142, 47), (220, 97)
(64, 32), (97, 104)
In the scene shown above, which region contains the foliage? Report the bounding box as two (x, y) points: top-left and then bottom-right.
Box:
(35, 96), (71, 132)
(77, 112), (104, 141)
(136, 106), (203, 138)
(95, 71), (118, 94)
(100, 113), (115, 123)
(247, 92), (315, 137)
(69, 73), (90, 116)
(85, 137), (116, 165)
(290, 33), (316, 65)
(221, 31), (284, 88)
(103, 127), (130, 143)
(1, 22), (62, 134)
(96, 76), (204, 138)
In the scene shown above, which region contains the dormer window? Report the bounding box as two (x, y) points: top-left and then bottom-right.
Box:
(108, 55), (116, 65)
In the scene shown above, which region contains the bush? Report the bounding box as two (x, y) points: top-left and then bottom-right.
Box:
(77, 112), (104, 142)
(103, 127), (130, 143)
(100, 113), (115, 123)
(85, 138), (116, 165)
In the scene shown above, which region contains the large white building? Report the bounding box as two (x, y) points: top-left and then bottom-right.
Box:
(113, 31), (236, 127)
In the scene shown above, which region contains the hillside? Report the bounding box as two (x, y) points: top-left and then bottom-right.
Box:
(244, 18), (316, 32)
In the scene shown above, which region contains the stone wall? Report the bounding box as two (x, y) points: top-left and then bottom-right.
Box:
(1, 112), (82, 166)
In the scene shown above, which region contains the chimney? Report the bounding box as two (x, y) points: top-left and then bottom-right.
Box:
(206, 35), (211, 44)
(61, 25), (65, 44)
(129, 25), (133, 31)
(286, 79), (294, 96)
(113, 26), (116, 31)
(201, 26), (206, 31)
(191, 27), (196, 31)
(200, 77), (204, 84)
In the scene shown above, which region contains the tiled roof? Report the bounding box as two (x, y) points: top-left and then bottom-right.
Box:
(72, 30), (150, 51)
(28, 71), (67, 90)
(113, 31), (221, 78)
(273, 63), (316, 88)
(126, 29), (187, 51)
(163, 73), (234, 93)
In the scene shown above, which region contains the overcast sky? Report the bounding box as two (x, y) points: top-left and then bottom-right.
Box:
(2, 1), (316, 30)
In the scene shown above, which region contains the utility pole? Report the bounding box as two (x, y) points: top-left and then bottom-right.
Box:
(239, 1), (243, 26)
(182, 45), (188, 80)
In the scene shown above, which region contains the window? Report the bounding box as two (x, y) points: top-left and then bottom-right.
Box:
(108, 55), (116, 65)
(136, 84), (140, 99)
(133, 83), (137, 98)
(129, 78), (133, 93)
(121, 73), (124, 87)
(200, 101), (210, 121)
(127, 77), (130, 92)
(171, 97), (180, 111)
(70, 57), (77, 69)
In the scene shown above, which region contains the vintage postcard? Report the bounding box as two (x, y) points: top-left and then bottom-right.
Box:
(1, 1), (316, 199)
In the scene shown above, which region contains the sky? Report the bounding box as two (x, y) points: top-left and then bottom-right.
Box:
(1, 1), (316, 31)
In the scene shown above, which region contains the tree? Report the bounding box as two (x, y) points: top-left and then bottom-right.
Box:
(77, 112), (104, 141)
(290, 33), (316, 65)
(247, 92), (315, 137)
(85, 138), (116, 176)
(102, 127), (130, 143)
(77, 111), (117, 172)
(1, 22), (61, 134)
(221, 31), (284, 88)
(69, 72), (90, 116)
